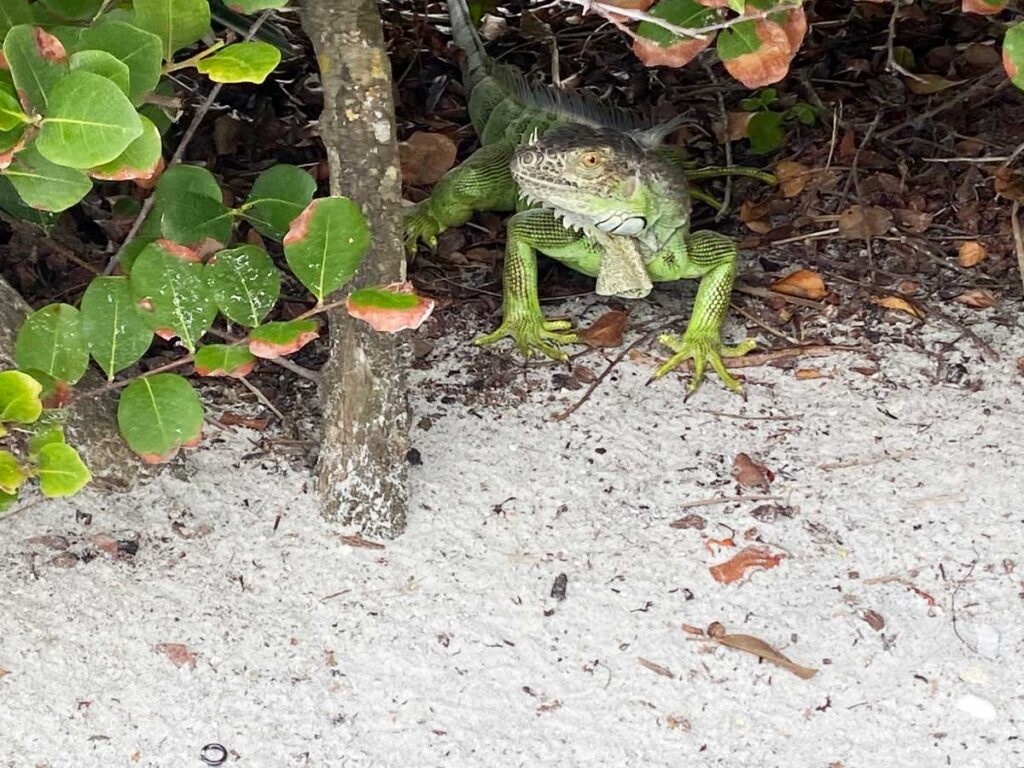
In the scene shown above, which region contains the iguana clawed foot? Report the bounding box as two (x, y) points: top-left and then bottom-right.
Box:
(651, 332), (757, 393)
(404, 203), (442, 253)
(475, 313), (578, 361)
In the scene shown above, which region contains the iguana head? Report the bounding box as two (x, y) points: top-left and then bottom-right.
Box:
(510, 124), (690, 239)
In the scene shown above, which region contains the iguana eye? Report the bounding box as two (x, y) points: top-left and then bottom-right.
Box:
(580, 152), (602, 168)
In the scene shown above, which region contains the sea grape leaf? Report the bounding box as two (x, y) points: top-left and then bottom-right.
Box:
(79, 275), (154, 380)
(4, 24), (68, 113)
(193, 344), (256, 377)
(35, 442), (91, 497)
(248, 318), (318, 358)
(196, 41), (280, 84)
(133, 0), (211, 60)
(3, 143), (92, 211)
(14, 303), (89, 384)
(76, 21), (164, 104)
(117, 373), (203, 462)
(0, 369), (43, 424)
(206, 245), (281, 327)
(283, 197), (371, 301)
(240, 163), (316, 241)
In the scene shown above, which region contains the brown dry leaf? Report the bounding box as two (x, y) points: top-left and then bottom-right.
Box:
(795, 368), (823, 380)
(638, 657), (675, 678)
(715, 632), (818, 679)
(579, 309), (628, 348)
(340, 533), (386, 550)
(838, 130), (856, 161)
(875, 295), (926, 320)
(670, 513), (707, 530)
(709, 546), (784, 584)
(399, 132), (458, 186)
(633, 34), (713, 68)
(721, 111), (755, 143)
(775, 161), (810, 198)
(858, 608), (885, 631)
(154, 643), (198, 669)
(771, 269), (827, 300)
(739, 199), (771, 222)
(905, 74), (964, 95)
(954, 289), (998, 309)
(838, 205), (893, 239)
(732, 453), (774, 489)
(963, 43), (1001, 69)
(958, 241), (987, 267)
(894, 209), (933, 233)
(0, 668), (9, 678)
(1017, 357), (1024, 376)
(681, 624), (705, 636)
(993, 167), (1024, 201)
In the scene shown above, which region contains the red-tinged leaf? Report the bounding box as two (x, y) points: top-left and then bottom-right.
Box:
(578, 309), (629, 347)
(345, 282), (435, 332)
(717, 17), (797, 88)
(248, 319), (319, 358)
(963, 0), (1006, 14)
(154, 238), (201, 262)
(732, 452), (773, 488)
(633, 34), (713, 67)
(709, 546), (783, 584)
(34, 28), (66, 63)
(1003, 22), (1024, 88)
(153, 642), (197, 669)
(193, 344), (256, 378)
(632, 0), (716, 67)
(0, 131), (29, 170)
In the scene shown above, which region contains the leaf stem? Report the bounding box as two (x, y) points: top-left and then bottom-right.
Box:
(163, 40), (228, 74)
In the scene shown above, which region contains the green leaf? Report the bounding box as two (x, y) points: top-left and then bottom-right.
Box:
(241, 164), (317, 241)
(35, 442), (90, 496)
(4, 24), (69, 113)
(129, 241), (217, 352)
(76, 20), (164, 104)
(0, 450), (25, 494)
(788, 102), (816, 126)
(225, 0), (288, 11)
(15, 303), (90, 384)
(80, 276), (154, 380)
(0, 1), (33, 39)
(69, 49), (131, 97)
(89, 114), (162, 181)
(726, 0), (745, 12)
(0, 369), (42, 424)
(0, 174), (57, 230)
(117, 373), (202, 461)
(636, 0), (715, 48)
(746, 110), (785, 154)
(248, 318), (318, 358)
(466, 0), (496, 24)
(0, 82), (28, 131)
(716, 19), (762, 61)
(3, 143), (92, 212)
(347, 286), (421, 311)
(1005, 22), (1024, 90)
(193, 344), (255, 377)
(160, 191), (233, 246)
(27, 423), (65, 456)
(134, 0), (211, 60)
(154, 163), (222, 204)
(196, 41), (280, 84)
(206, 245), (281, 327)
(36, 70), (144, 168)
(0, 489), (17, 514)
(38, 0), (104, 20)
(283, 197), (371, 301)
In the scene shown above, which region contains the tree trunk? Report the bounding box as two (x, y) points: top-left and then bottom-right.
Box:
(0, 274), (139, 490)
(301, 0), (409, 536)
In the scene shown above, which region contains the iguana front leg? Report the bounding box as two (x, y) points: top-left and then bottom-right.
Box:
(475, 208), (602, 360)
(405, 141), (518, 251)
(651, 230), (756, 392)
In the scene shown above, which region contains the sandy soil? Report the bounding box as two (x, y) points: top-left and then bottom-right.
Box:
(2, 293), (1022, 768)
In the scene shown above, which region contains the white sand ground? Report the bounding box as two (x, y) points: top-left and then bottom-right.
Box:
(1, 292), (1023, 768)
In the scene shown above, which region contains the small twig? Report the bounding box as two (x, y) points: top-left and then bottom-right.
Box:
(878, 69), (1005, 140)
(825, 102), (841, 171)
(950, 557), (979, 653)
(884, 0), (925, 83)
(1012, 200), (1024, 297)
(731, 302), (801, 345)
(760, 227), (841, 247)
(819, 448), (914, 471)
(75, 354), (195, 399)
(836, 112), (881, 210)
(675, 494), (779, 512)
(238, 376), (286, 421)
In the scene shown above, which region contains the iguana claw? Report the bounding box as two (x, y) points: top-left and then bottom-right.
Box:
(651, 332), (756, 393)
(404, 202), (441, 253)
(475, 314), (578, 361)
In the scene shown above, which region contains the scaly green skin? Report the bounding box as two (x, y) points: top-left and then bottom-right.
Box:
(406, 0), (762, 392)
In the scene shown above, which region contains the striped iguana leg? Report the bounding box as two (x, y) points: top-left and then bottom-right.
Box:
(405, 140), (518, 252)
(651, 230), (756, 392)
(475, 207), (602, 360)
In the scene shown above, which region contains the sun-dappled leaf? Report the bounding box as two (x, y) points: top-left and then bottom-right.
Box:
(196, 41), (281, 83)
(117, 373), (203, 463)
(5, 25), (68, 112)
(248, 318), (318, 358)
(193, 344), (256, 377)
(129, 241), (217, 352)
(3, 143), (92, 211)
(206, 245), (281, 327)
(0, 370), (43, 425)
(241, 164), (316, 241)
(35, 442), (90, 497)
(283, 197), (371, 301)
(80, 276), (154, 380)
(15, 303), (89, 384)
(345, 283), (436, 332)
(133, 0), (211, 60)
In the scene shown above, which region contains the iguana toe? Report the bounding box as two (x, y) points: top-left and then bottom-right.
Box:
(475, 316), (578, 361)
(652, 333), (756, 393)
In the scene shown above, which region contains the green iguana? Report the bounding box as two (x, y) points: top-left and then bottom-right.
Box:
(405, 0), (765, 393)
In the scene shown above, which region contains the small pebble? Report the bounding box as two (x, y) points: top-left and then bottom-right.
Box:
(957, 663), (989, 685)
(955, 693), (997, 721)
(976, 624), (1000, 660)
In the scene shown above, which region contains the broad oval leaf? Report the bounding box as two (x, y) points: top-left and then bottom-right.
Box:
(193, 344), (256, 377)
(0, 450), (25, 494)
(3, 143), (92, 211)
(196, 41), (281, 84)
(1005, 22), (1024, 90)
(636, 0), (715, 47)
(241, 163), (317, 241)
(134, 0), (211, 60)
(69, 49), (130, 96)
(154, 162), (222, 204)
(36, 70), (144, 168)
(0, 1), (33, 39)
(248, 318), (318, 358)
(4, 25), (68, 113)
(35, 442), (91, 497)
(0, 82), (28, 132)
(117, 373), (203, 462)
(0, 369), (42, 424)
(129, 241), (217, 352)
(80, 276), (154, 380)
(76, 21), (164, 104)
(27, 422), (65, 456)
(38, 0), (105, 20)
(346, 283), (435, 332)
(89, 114), (162, 181)
(206, 245), (281, 327)
(15, 303), (90, 384)
(283, 197), (371, 301)
(160, 191), (233, 246)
